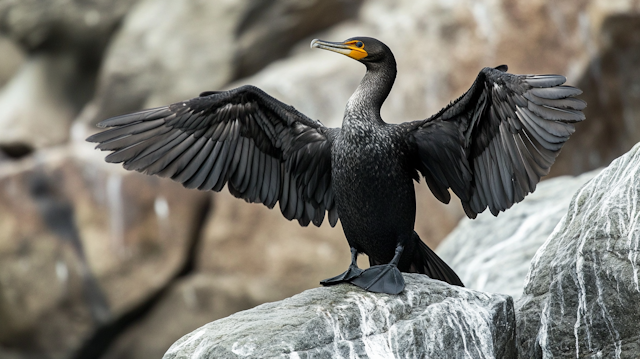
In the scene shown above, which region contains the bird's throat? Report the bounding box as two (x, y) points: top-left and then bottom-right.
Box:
(345, 60), (397, 125)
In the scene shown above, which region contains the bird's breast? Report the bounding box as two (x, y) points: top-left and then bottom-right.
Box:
(331, 123), (416, 245)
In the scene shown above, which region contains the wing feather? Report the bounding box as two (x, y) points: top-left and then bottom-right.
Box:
(88, 85), (339, 227)
(406, 67), (584, 218)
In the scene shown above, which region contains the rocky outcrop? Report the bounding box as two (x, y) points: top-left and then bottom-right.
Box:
(516, 142), (640, 358)
(0, 144), (209, 358)
(437, 170), (600, 299)
(163, 274), (516, 359)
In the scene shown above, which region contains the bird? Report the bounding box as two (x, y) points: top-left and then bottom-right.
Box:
(87, 37), (585, 295)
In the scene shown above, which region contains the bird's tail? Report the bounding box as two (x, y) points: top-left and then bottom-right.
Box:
(411, 232), (464, 287)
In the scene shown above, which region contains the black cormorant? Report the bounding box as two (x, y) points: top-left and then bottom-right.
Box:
(87, 37), (585, 295)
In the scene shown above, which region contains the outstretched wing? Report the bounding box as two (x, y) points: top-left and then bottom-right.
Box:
(87, 85), (339, 227)
(404, 66), (585, 218)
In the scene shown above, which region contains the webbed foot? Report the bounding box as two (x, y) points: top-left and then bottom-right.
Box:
(350, 264), (405, 295)
(320, 265), (364, 285)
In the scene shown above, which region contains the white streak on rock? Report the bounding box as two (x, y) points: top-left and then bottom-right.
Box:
(517, 143), (640, 358)
(163, 275), (515, 358)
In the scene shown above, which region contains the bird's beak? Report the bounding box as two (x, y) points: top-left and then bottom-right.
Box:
(310, 39), (368, 60)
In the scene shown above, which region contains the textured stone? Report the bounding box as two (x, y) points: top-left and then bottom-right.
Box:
(0, 144), (209, 358)
(516, 142), (640, 358)
(437, 170), (600, 299)
(164, 274), (516, 359)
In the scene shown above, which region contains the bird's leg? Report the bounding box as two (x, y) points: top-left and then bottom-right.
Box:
(320, 247), (364, 286)
(350, 239), (406, 295)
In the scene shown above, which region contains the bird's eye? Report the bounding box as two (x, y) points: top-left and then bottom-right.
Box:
(355, 41), (364, 48)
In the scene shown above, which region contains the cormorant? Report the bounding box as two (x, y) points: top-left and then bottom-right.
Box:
(87, 37), (585, 295)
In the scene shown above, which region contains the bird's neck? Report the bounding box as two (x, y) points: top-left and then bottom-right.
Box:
(344, 58), (397, 126)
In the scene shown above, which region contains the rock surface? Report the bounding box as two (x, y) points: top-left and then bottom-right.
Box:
(516, 142), (640, 358)
(437, 170), (600, 299)
(0, 144), (209, 358)
(164, 274), (516, 359)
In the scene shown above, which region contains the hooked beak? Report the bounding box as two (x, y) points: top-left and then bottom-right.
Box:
(310, 39), (368, 60)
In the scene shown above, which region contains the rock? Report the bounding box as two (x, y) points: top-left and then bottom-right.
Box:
(163, 274), (516, 359)
(437, 170), (600, 299)
(100, 273), (276, 359)
(0, 35), (24, 88)
(0, 54), (79, 150)
(78, 0), (362, 127)
(516, 142), (640, 358)
(0, 143), (209, 358)
(550, 4), (640, 176)
(0, 0), (139, 149)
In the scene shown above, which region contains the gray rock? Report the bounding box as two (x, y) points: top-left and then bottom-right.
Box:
(100, 273), (277, 359)
(0, 143), (209, 358)
(0, 0), (139, 149)
(437, 170), (600, 299)
(163, 274), (516, 359)
(0, 0), (136, 51)
(516, 142), (640, 358)
(0, 53), (77, 149)
(0, 35), (23, 88)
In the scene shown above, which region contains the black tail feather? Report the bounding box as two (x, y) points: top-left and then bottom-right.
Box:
(412, 232), (464, 287)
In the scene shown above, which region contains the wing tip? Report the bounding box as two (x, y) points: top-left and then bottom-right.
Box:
(495, 64), (508, 72)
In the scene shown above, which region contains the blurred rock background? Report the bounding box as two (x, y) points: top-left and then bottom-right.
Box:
(0, 0), (638, 358)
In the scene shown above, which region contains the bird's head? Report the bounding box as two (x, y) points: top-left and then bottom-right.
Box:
(310, 37), (392, 65)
